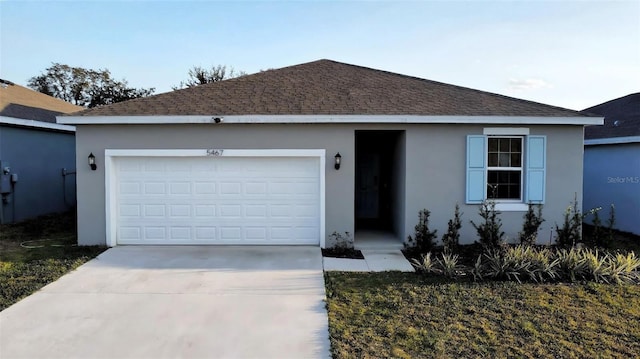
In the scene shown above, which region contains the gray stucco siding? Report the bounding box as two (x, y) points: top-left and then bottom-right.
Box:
(75, 123), (584, 246)
(403, 124), (584, 245)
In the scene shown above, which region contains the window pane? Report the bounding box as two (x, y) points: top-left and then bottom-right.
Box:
(499, 153), (510, 167)
(488, 153), (499, 167)
(488, 171), (497, 183)
(511, 153), (521, 167)
(499, 139), (510, 152)
(487, 137), (522, 169)
(511, 138), (522, 153)
(508, 184), (520, 199)
(487, 170), (521, 200)
(488, 138), (498, 152)
(497, 185), (509, 199)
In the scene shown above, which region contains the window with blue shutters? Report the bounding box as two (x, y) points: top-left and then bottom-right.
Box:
(466, 133), (546, 206)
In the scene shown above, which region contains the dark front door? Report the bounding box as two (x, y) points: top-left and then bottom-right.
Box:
(356, 153), (380, 219)
(355, 131), (399, 231)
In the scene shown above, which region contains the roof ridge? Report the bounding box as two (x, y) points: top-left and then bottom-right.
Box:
(68, 59), (590, 118)
(583, 92), (640, 111)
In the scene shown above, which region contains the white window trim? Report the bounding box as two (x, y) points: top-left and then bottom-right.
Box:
(104, 149), (327, 247)
(483, 128), (530, 211)
(495, 203), (529, 211)
(483, 127), (529, 135)
(486, 135), (524, 203)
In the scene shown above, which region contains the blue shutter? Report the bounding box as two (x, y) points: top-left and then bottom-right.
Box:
(526, 136), (546, 203)
(466, 135), (486, 204)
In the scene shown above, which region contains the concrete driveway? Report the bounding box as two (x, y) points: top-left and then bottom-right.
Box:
(0, 246), (329, 359)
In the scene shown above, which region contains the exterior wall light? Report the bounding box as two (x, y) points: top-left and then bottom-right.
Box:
(88, 153), (97, 171)
(334, 152), (342, 170)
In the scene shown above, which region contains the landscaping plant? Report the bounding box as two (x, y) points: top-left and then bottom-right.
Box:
(406, 209), (438, 255)
(411, 252), (437, 274)
(555, 195), (597, 248)
(519, 203), (544, 246)
(470, 200), (504, 251)
(605, 204), (616, 247)
(436, 253), (464, 278)
(586, 207), (604, 248)
(412, 252), (464, 278)
(411, 245), (640, 285)
(441, 204), (462, 255)
(585, 204), (618, 249)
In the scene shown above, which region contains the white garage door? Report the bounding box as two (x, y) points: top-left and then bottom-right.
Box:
(113, 155), (321, 245)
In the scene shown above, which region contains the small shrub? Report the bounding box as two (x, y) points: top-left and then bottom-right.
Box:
(406, 209), (438, 255)
(472, 245), (561, 283)
(411, 252), (438, 274)
(586, 207), (604, 248)
(436, 253), (464, 278)
(412, 252), (465, 278)
(471, 256), (484, 281)
(480, 248), (530, 283)
(519, 203), (544, 246)
(608, 252), (640, 284)
(470, 200), (504, 251)
(555, 195), (594, 248)
(605, 204), (616, 247)
(442, 204), (463, 255)
(556, 248), (592, 282)
(582, 249), (611, 283)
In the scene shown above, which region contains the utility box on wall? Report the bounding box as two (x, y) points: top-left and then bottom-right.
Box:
(0, 161), (11, 194)
(0, 174), (10, 194)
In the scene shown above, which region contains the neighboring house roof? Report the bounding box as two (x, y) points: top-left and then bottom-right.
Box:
(0, 79), (83, 123)
(583, 93), (640, 140)
(69, 59), (587, 118)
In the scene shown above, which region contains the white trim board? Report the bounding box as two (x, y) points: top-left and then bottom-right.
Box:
(585, 136), (640, 145)
(1, 116), (75, 132)
(104, 149), (326, 248)
(59, 115), (604, 126)
(483, 127), (530, 135)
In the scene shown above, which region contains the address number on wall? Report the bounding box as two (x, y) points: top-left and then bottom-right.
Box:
(206, 149), (224, 156)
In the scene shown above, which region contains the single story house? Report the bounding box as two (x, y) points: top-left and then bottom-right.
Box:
(58, 60), (602, 248)
(583, 93), (639, 235)
(0, 79), (81, 224)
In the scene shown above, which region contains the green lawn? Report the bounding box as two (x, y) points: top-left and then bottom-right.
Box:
(325, 272), (640, 358)
(0, 211), (106, 311)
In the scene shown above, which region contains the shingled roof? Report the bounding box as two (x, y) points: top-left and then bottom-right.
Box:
(583, 93), (640, 140)
(71, 59), (584, 117)
(0, 79), (83, 122)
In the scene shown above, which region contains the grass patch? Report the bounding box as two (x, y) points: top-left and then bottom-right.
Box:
(326, 272), (640, 358)
(0, 211), (106, 311)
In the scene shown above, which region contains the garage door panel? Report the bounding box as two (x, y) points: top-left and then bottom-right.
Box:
(114, 156), (320, 245)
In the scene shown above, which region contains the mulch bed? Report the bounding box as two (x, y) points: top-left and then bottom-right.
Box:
(321, 248), (365, 259)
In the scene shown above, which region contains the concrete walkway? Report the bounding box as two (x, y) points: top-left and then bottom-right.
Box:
(0, 246), (329, 359)
(323, 249), (415, 272)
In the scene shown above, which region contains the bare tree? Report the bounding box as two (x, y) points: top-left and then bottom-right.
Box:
(173, 65), (246, 90)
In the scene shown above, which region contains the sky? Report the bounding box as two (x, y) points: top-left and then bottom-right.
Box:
(1, 0), (638, 111)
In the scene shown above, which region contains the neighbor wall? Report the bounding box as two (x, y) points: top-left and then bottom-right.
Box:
(0, 125), (76, 223)
(583, 142), (640, 235)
